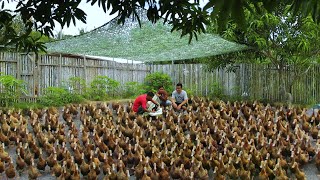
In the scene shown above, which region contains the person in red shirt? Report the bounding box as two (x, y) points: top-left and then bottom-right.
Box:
(132, 92), (159, 114)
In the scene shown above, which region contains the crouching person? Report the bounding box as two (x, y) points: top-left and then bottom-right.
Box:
(171, 83), (188, 112)
(156, 86), (172, 108)
(132, 92), (160, 115)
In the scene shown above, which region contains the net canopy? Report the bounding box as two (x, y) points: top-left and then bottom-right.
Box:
(46, 12), (247, 63)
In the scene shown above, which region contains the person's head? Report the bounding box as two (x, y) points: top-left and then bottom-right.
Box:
(158, 85), (164, 91)
(176, 83), (183, 93)
(146, 92), (154, 101)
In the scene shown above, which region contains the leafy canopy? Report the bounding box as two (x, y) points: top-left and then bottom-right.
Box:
(205, 3), (320, 70)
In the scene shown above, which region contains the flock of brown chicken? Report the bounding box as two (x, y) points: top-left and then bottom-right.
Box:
(0, 97), (319, 179)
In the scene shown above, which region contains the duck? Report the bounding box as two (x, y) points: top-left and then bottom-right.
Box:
(116, 163), (127, 180)
(316, 147), (320, 171)
(16, 148), (26, 172)
(0, 159), (4, 177)
(70, 164), (81, 180)
(58, 163), (70, 180)
(149, 162), (159, 180)
(258, 161), (269, 180)
(88, 162), (98, 180)
(212, 166), (225, 180)
(47, 152), (57, 169)
(5, 159), (15, 179)
(273, 163), (289, 180)
(105, 167), (117, 180)
(0, 143), (10, 163)
(170, 161), (181, 179)
(52, 159), (63, 177)
(80, 154), (90, 176)
(159, 162), (169, 180)
(226, 157), (238, 179)
(29, 158), (41, 180)
(134, 156), (144, 179)
(141, 166), (151, 180)
(196, 162), (209, 180)
(291, 161), (306, 180)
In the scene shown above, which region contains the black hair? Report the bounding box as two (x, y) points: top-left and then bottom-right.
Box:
(147, 91), (154, 97)
(176, 83), (182, 88)
(158, 85), (164, 89)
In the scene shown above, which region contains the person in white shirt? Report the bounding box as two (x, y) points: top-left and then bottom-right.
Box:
(171, 83), (188, 111)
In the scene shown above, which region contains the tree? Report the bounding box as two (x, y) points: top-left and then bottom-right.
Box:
(54, 30), (74, 40)
(1, 0), (320, 53)
(206, 3), (320, 102)
(78, 28), (87, 36)
(0, 14), (50, 54)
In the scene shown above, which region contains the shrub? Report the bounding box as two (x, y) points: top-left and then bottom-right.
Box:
(144, 72), (173, 93)
(208, 81), (226, 100)
(65, 77), (87, 95)
(39, 87), (83, 106)
(122, 81), (145, 98)
(0, 73), (26, 107)
(86, 76), (120, 100)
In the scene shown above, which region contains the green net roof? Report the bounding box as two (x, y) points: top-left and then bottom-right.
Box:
(46, 14), (247, 62)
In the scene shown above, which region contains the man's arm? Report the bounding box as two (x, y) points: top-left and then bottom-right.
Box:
(151, 99), (160, 106)
(171, 93), (177, 106)
(178, 91), (188, 106)
(179, 99), (189, 106)
(143, 107), (151, 112)
(141, 101), (150, 112)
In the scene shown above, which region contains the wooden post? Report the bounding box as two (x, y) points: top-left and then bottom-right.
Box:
(205, 68), (208, 96)
(195, 64), (198, 95)
(59, 54), (62, 86)
(131, 59), (134, 82)
(33, 53), (39, 97)
(171, 60), (174, 86)
(16, 53), (21, 79)
(113, 58), (115, 79)
(83, 55), (87, 84)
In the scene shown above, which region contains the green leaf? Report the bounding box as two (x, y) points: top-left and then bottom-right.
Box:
(203, 0), (215, 11)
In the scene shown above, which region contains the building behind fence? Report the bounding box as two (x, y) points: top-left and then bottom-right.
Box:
(0, 52), (319, 104)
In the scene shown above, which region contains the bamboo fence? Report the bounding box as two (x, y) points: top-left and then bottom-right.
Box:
(0, 51), (319, 104)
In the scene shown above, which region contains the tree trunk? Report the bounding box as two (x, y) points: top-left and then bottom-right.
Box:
(278, 66), (286, 101)
(278, 63), (293, 106)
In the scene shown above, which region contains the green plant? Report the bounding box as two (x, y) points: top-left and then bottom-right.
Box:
(39, 87), (83, 106)
(12, 102), (45, 111)
(144, 72), (173, 93)
(208, 81), (226, 100)
(64, 77), (87, 95)
(122, 81), (145, 99)
(87, 76), (120, 100)
(184, 88), (195, 98)
(0, 73), (26, 107)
